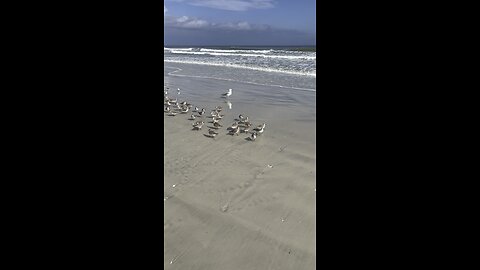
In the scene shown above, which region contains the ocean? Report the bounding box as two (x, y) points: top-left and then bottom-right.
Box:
(164, 46), (316, 91)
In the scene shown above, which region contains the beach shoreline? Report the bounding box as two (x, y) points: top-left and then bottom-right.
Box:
(164, 63), (316, 269)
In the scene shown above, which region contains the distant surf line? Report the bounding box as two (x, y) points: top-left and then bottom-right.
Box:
(167, 50), (316, 60)
(165, 66), (316, 93)
(164, 59), (316, 78)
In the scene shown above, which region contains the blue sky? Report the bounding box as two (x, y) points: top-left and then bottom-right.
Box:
(164, 0), (316, 46)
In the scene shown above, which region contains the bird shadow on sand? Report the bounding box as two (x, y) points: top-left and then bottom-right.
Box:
(246, 135), (259, 141)
(203, 134), (216, 139)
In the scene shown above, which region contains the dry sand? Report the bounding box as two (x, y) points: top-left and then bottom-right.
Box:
(164, 66), (316, 269)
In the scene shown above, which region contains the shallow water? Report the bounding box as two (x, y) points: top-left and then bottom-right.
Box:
(165, 62), (316, 94)
(164, 47), (316, 91)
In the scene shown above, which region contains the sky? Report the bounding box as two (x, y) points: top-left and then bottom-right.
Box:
(164, 0), (316, 46)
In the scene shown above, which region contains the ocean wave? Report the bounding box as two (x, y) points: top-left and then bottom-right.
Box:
(164, 47), (193, 51)
(199, 48), (274, 54)
(165, 47), (274, 54)
(167, 50), (316, 60)
(164, 59), (316, 77)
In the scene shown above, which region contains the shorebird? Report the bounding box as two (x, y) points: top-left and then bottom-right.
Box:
(229, 127), (240, 136)
(211, 112), (224, 119)
(254, 123), (266, 131)
(231, 122), (239, 129)
(250, 132), (257, 141)
(189, 114), (196, 120)
(221, 89), (232, 98)
(256, 126), (265, 135)
(238, 115), (249, 124)
(214, 112), (223, 119)
(198, 108), (206, 116)
(164, 106), (171, 113)
(212, 122), (222, 129)
(180, 106), (189, 113)
(177, 88), (181, 95)
(208, 129), (219, 136)
(192, 121), (204, 130)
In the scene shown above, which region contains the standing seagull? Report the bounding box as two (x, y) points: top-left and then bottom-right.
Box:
(221, 89), (232, 98)
(250, 132), (257, 141)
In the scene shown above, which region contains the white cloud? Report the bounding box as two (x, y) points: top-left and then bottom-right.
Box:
(164, 1), (275, 31)
(177, 16), (189, 23)
(183, 19), (209, 29)
(166, 0), (276, 11)
(166, 14), (270, 31)
(236, 21), (251, 30)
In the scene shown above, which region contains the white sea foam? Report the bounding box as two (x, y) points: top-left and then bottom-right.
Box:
(199, 48), (274, 54)
(164, 47), (316, 79)
(164, 47), (274, 54)
(164, 59), (316, 77)
(167, 50), (316, 60)
(164, 47), (194, 51)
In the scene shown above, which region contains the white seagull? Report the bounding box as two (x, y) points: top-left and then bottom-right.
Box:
(222, 89), (232, 98)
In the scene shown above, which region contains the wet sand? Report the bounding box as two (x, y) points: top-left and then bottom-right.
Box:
(164, 65), (316, 270)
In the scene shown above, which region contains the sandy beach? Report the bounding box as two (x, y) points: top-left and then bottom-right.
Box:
(164, 63), (316, 269)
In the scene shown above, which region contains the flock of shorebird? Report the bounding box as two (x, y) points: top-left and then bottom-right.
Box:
(164, 86), (265, 141)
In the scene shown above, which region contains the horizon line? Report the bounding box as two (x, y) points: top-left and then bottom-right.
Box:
(163, 45), (316, 47)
